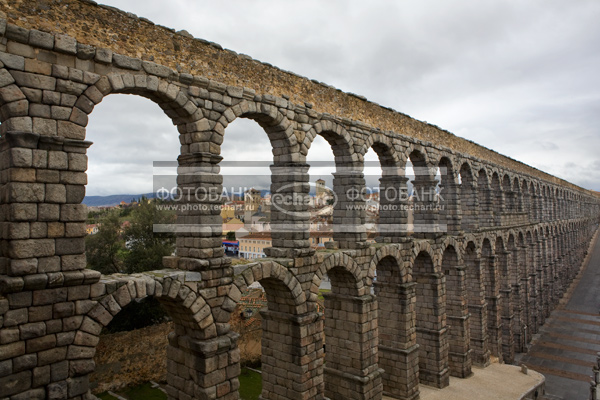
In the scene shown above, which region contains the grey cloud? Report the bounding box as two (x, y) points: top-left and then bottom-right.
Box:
(86, 94), (180, 195)
(534, 142), (559, 151)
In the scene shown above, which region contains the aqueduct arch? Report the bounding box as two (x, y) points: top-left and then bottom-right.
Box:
(1, 2), (600, 400)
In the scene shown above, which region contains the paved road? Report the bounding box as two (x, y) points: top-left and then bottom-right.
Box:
(518, 234), (600, 399)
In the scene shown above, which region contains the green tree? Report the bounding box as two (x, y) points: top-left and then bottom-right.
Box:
(123, 197), (175, 273)
(86, 211), (126, 274)
(87, 209), (108, 224)
(86, 198), (175, 332)
(119, 206), (133, 218)
(226, 231), (236, 240)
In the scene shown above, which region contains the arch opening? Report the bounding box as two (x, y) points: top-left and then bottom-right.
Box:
(221, 117), (275, 260)
(459, 164), (478, 232)
(413, 250), (449, 388)
(307, 126), (365, 248)
(477, 169), (493, 228)
(481, 238), (502, 360)
(320, 259), (382, 398)
(407, 150), (438, 238)
(374, 254), (419, 398)
(464, 242), (490, 366)
(437, 157), (458, 235)
(363, 147), (384, 240)
(491, 172), (503, 226)
(441, 244), (472, 378)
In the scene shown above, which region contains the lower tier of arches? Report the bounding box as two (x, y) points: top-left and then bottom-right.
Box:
(0, 220), (597, 400)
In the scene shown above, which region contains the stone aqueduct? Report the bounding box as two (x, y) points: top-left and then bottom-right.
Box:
(1, 1), (600, 399)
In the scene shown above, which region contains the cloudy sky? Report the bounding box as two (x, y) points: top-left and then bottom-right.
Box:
(86, 0), (600, 196)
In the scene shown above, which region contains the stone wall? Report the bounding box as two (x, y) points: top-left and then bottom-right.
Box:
(0, 2), (600, 400)
(91, 322), (171, 393)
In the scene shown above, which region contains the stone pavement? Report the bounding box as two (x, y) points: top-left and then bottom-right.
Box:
(518, 233), (600, 399)
(383, 362), (545, 400)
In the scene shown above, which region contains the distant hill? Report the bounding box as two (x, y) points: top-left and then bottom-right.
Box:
(83, 193), (156, 207)
(84, 187), (382, 207)
(85, 190), (272, 206)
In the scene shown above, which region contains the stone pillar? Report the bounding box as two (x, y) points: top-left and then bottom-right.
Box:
(444, 266), (472, 378)
(559, 234), (568, 288)
(519, 245), (532, 346)
(568, 231), (577, 280)
(509, 244), (526, 354)
(562, 235), (568, 276)
(532, 194), (541, 223)
(468, 302), (490, 366)
(554, 236), (563, 295)
(438, 180), (461, 236)
(172, 152), (228, 277)
(0, 133), (92, 276)
(411, 177), (440, 239)
(541, 235), (554, 314)
(485, 255), (503, 362)
(478, 184), (494, 228)
(377, 176), (410, 242)
(505, 190), (515, 213)
(486, 302), (503, 362)
(498, 250), (515, 363)
(332, 169), (367, 249)
(414, 272), (449, 388)
(323, 293), (383, 400)
(515, 189), (524, 213)
(170, 152), (236, 345)
(536, 240), (546, 327)
(260, 310), (324, 400)
(166, 331), (240, 400)
(528, 243), (539, 335)
(512, 281), (525, 353)
(267, 163), (312, 258)
(551, 235), (562, 303)
(0, 131), (101, 399)
(550, 261), (560, 307)
(465, 255), (490, 367)
(460, 181), (479, 233)
(522, 191), (530, 218)
(493, 189), (505, 227)
(544, 196), (551, 221)
(375, 281), (419, 400)
(500, 288), (515, 363)
(542, 264), (551, 319)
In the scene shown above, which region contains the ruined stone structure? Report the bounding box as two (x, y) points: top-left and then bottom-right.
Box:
(1, 1), (600, 399)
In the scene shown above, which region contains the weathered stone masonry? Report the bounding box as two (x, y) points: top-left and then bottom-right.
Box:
(1, 1), (600, 399)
